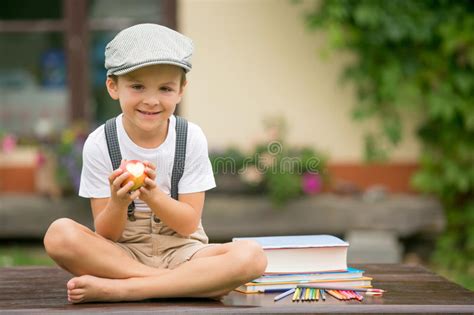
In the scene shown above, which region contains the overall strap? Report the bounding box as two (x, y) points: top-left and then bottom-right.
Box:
(171, 116), (188, 200)
(104, 116), (188, 222)
(104, 118), (136, 221)
(152, 116), (188, 223)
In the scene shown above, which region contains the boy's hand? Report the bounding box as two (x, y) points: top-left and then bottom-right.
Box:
(108, 163), (141, 209)
(139, 161), (159, 203)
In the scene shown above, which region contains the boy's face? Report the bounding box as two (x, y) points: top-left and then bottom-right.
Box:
(106, 64), (186, 134)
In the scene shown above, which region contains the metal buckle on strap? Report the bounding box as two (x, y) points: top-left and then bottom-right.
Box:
(127, 203), (136, 221)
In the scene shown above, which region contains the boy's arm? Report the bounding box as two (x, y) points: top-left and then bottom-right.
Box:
(91, 168), (140, 241)
(147, 189), (204, 236)
(139, 162), (204, 236)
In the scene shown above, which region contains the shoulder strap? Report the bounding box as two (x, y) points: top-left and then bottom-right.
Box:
(104, 118), (122, 170)
(104, 118), (136, 221)
(171, 116), (188, 200)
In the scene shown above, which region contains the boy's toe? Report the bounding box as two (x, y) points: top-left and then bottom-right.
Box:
(67, 279), (76, 290)
(69, 288), (85, 296)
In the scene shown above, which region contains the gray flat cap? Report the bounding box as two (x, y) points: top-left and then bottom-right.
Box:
(105, 23), (193, 75)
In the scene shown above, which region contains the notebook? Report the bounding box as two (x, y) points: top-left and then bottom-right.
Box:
(235, 277), (373, 294)
(233, 235), (349, 274)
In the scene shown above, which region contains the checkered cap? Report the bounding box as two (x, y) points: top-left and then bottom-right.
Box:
(105, 23), (193, 75)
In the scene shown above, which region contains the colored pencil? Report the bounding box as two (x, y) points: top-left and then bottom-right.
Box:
(345, 290), (354, 300)
(339, 290), (349, 299)
(305, 288), (310, 301)
(296, 285), (386, 293)
(292, 288), (300, 302)
(315, 288), (320, 301)
(327, 290), (343, 300)
(354, 291), (364, 301)
(365, 291), (383, 296)
(336, 290), (349, 300)
(325, 289), (337, 300)
(299, 287), (305, 301)
(273, 288), (295, 302)
(321, 289), (326, 301)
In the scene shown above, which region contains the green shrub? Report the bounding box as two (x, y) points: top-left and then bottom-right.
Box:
(302, 0), (474, 289)
(210, 117), (327, 206)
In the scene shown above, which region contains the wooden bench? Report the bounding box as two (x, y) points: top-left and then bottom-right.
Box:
(0, 193), (444, 263)
(1, 264), (473, 313)
(0, 193), (444, 239)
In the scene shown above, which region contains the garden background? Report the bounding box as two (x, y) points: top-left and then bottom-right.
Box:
(0, 0), (472, 290)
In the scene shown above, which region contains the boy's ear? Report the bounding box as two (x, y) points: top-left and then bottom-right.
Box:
(176, 81), (187, 104)
(178, 80), (187, 98)
(106, 77), (119, 100)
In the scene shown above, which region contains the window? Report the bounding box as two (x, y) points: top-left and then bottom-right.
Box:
(0, 0), (175, 136)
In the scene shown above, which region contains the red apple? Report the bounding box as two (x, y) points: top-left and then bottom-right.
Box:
(119, 160), (147, 191)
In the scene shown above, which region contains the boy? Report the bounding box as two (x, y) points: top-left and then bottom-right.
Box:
(44, 24), (267, 303)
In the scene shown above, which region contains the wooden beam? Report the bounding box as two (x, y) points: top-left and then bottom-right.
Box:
(63, 0), (90, 123)
(161, 0), (177, 30)
(0, 20), (64, 32)
(161, 0), (181, 115)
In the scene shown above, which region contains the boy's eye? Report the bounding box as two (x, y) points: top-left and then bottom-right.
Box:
(160, 86), (174, 92)
(131, 84), (144, 90)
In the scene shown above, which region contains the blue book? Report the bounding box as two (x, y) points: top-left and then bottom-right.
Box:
(233, 235), (349, 274)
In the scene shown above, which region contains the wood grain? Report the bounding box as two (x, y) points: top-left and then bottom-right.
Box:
(0, 264), (473, 313)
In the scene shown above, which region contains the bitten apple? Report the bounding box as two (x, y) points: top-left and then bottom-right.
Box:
(119, 160), (147, 191)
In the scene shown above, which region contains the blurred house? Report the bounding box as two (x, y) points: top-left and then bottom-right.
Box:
(0, 0), (420, 194)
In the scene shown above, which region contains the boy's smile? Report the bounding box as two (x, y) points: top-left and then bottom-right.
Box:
(106, 64), (186, 148)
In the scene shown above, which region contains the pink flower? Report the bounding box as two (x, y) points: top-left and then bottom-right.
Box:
(302, 173), (322, 195)
(1, 134), (17, 153)
(36, 151), (47, 167)
(240, 165), (264, 185)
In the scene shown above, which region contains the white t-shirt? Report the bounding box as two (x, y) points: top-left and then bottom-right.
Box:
(79, 114), (216, 212)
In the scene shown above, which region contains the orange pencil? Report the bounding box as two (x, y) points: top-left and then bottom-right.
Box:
(328, 290), (345, 300)
(336, 290), (349, 300)
(325, 290), (339, 300)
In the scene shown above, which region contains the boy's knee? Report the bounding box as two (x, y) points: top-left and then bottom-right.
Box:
(43, 218), (81, 257)
(232, 240), (267, 279)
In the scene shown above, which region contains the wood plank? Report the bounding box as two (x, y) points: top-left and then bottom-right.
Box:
(0, 264), (473, 313)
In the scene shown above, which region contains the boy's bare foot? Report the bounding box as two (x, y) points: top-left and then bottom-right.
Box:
(67, 275), (126, 303)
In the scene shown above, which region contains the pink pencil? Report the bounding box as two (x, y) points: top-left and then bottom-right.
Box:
(354, 291), (364, 301)
(343, 290), (355, 299)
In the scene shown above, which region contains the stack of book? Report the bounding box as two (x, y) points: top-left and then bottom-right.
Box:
(232, 235), (372, 293)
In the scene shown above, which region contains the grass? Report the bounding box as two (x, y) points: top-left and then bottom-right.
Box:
(0, 244), (55, 267)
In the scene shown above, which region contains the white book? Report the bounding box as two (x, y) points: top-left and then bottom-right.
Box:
(232, 235), (349, 274)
